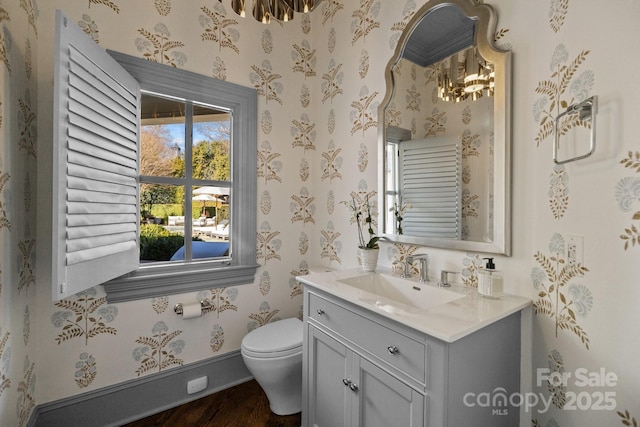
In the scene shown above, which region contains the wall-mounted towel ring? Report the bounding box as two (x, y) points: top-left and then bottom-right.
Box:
(553, 96), (597, 165)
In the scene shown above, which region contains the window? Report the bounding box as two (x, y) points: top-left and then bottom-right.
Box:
(138, 93), (232, 264)
(53, 11), (258, 302)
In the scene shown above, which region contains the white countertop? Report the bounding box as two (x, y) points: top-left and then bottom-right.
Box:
(296, 267), (532, 343)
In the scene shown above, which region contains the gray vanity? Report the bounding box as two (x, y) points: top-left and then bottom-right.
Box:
(297, 269), (531, 427)
(298, 0), (524, 423)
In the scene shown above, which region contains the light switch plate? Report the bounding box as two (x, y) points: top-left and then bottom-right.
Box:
(567, 235), (584, 266)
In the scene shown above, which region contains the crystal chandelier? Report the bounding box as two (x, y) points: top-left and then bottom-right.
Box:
(223, 0), (322, 24)
(437, 47), (495, 103)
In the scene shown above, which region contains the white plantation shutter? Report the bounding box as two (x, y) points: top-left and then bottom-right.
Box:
(399, 138), (461, 239)
(53, 10), (140, 300)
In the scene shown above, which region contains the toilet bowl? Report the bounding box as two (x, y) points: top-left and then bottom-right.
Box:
(241, 317), (303, 415)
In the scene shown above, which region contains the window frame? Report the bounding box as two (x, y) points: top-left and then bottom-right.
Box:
(103, 51), (258, 303)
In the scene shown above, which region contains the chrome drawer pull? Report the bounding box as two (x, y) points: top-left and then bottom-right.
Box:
(316, 308), (325, 315)
(387, 345), (399, 355)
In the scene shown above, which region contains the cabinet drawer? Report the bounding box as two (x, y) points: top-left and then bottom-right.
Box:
(308, 291), (426, 385)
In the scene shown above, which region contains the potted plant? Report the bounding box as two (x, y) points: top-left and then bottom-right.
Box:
(342, 195), (380, 272)
(390, 199), (412, 235)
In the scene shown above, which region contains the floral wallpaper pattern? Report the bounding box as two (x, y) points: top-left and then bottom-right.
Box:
(350, 0), (380, 45)
(51, 289), (118, 345)
(251, 60), (284, 104)
(533, 43), (593, 218)
(16, 356), (34, 426)
(199, 3), (240, 54)
(89, 0), (119, 14)
(0, 0), (638, 426)
(548, 0), (568, 33)
(133, 321), (184, 376)
(151, 296), (169, 314)
(78, 14), (100, 42)
(0, 330), (9, 396)
(247, 301), (280, 332)
(136, 23), (187, 66)
(349, 86), (378, 135)
(74, 352), (96, 388)
(529, 1), (636, 425)
(19, 0), (38, 35)
(0, 169), (10, 232)
(17, 93), (36, 159)
(199, 287), (239, 318)
(531, 233), (591, 349)
(617, 150), (640, 250)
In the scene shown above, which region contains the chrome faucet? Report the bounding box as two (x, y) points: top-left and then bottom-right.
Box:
(439, 270), (457, 287)
(402, 256), (413, 278)
(412, 254), (429, 282)
(403, 254), (429, 282)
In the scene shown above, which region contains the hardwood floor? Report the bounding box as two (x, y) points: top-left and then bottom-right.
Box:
(123, 380), (301, 427)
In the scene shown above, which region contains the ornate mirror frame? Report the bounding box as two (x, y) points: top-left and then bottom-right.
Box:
(378, 0), (512, 255)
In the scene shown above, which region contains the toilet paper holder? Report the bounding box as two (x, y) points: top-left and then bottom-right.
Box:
(174, 299), (214, 316)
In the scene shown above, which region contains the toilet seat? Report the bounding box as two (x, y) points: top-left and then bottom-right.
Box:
(241, 318), (302, 358)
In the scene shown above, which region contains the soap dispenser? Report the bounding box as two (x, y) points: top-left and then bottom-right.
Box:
(478, 257), (504, 299)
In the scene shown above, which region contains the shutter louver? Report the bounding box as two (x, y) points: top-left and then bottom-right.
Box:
(53, 11), (140, 300)
(400, 138), (461, 239)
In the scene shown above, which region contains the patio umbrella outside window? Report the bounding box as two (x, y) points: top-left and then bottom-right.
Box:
(192, 194), (222, 216)
(194, 187), (229, 215)
(193, 186), (230, 197)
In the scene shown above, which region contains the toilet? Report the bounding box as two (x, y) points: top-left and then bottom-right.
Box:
(241, 317), (303, 415)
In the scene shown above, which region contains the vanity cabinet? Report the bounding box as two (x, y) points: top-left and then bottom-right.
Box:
(307, 326), (424, 427)
(302, 287), (522, 427)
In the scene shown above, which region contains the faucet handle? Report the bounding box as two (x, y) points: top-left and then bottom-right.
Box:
(418, 257), (429, 282)
(439, 270), (457, 287)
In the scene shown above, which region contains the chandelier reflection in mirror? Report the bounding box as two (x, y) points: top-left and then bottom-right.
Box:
(224, 0), (322, 24)
(437, 47), (495, 102)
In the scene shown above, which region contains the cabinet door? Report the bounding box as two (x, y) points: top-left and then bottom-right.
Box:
(352, 357), (425, 427)
(307, 326), (350, 427)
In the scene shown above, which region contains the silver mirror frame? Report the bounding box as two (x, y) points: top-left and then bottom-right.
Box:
(378, 0), (512, 255)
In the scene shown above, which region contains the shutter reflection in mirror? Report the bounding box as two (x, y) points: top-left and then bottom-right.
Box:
(399, 138), (461, 239)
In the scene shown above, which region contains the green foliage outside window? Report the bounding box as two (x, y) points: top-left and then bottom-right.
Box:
(140, 224), (202, 261)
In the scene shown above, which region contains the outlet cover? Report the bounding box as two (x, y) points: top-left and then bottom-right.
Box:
(567, 235), (584, 266)
(187, 376), (208, 395)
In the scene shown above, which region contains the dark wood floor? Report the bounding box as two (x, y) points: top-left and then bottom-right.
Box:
(123, 380), (301, 427)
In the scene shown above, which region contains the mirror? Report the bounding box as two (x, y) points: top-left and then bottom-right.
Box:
(378, 0), (511, 255)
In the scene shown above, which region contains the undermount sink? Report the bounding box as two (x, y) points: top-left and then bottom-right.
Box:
(337, 273), (465, 311)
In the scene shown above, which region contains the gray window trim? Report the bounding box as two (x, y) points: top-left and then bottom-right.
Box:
(103, 51), (258, 303)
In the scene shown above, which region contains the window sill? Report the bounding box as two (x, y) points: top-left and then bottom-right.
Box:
(103, 262), (259, 303)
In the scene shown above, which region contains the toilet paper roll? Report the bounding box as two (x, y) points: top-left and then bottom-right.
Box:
(181, 303), (202, 319)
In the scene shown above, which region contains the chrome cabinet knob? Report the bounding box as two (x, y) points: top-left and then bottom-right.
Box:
(342, 378), (351, 386)
(316, 308), (325, 315)
(349, 382), (359, 392)
(387, 345), (399, 355)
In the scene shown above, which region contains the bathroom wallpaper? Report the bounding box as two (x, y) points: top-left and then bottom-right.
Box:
(0, 0), (638, 426)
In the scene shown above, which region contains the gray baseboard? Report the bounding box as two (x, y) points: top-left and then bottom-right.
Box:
(29, 350), (252, 427)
